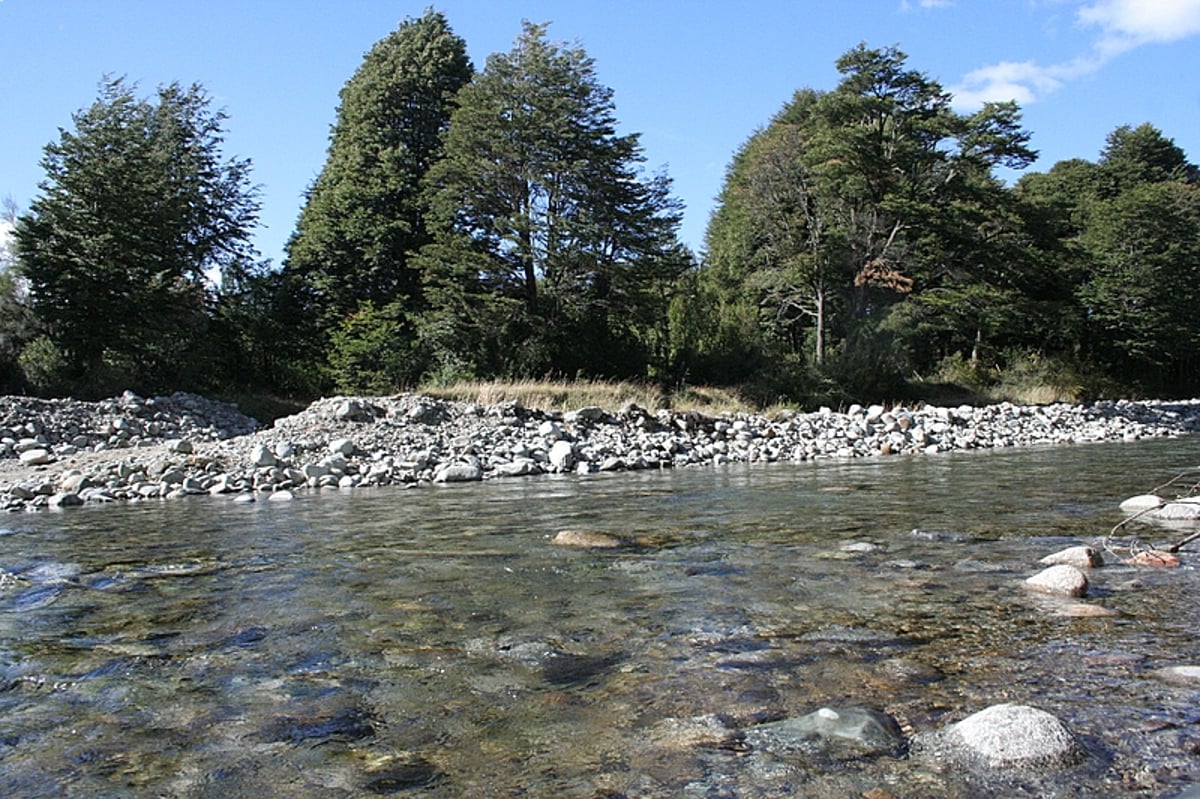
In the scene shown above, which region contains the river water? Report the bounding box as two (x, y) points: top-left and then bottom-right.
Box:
(2, 437), (1200, 797)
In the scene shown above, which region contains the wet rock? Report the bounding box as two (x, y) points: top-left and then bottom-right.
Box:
(1129, 549), (1181, 567)
(362, 756), (443, 794)
(48, 492), (83, 508)
(1039, 546), (1103, 569)
(1119, 494), (1163, 513)
(1024, 564), (1088, 597)
(1153, 499), (1200, 520)
(551, 529), (624, 549)
(840, 541), (880, 553)
(745, 706), (906, 758)
(1051, 601), (1120, 618)
(1151, 665), (1200, 686)
(541, 650), (626, 686)
(907, 527), (964, 542)
(259, 705), (376, 745)
(916, 703), (1084, 770)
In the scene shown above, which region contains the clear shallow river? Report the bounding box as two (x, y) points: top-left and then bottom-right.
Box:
(3, 437), (1200, 798)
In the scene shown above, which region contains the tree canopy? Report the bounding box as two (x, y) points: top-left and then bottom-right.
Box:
(13, 77), (260, 396)
(6, 29), (1199, 406)
(417, 21), (688, 380)
(279, 10), (473, 393)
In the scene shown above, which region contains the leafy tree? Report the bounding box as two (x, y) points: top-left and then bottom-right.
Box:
(1078, 180), (1200, 392)
(419, 21), (686, 379)
(14, 77), (261, 396)
(0, 197), (37, 392)
(284, 8), (473, 350)
(328, 300), (419, 394)
(701, 45), (1038, 398)
(1098, 123), (1198, 195)
(1017, 122), (1200, 395)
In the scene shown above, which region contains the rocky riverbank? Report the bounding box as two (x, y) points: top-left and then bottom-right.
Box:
(2, 390), (1199, 511)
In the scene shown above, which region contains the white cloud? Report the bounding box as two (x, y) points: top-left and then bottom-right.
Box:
(1079, 0), (1200, 54)
(950, 0), (1200, 109)
(899, 0), (954, 12)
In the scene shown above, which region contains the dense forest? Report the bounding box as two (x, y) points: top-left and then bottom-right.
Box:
(4, 11), (1199, 409)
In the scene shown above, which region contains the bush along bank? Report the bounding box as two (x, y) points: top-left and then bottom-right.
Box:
(2, 392), (1200, 511)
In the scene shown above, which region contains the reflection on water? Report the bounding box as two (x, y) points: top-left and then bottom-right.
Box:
(2, 438), (1200, 796)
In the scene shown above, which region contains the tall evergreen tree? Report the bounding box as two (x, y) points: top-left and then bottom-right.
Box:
(14, 77), (260, 396)
(283, 9), (472, 389)
(419, 21), (686, 379)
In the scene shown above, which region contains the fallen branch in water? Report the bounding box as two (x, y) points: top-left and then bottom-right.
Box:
(1149, 467), (1200, 498)
(1167, 529), (1200, 554)
(1108, 466), (1200, 558)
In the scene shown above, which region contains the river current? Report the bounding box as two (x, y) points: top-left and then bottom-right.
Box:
(2, 436), (1200, 797)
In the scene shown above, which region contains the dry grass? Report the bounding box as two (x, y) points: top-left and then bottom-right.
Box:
(419, 378), (753, 415)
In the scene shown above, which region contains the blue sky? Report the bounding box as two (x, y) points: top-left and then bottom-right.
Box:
(2, 0), (1198, 264)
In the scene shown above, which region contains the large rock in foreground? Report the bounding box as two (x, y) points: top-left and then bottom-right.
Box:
(916, 703), (1084, 771)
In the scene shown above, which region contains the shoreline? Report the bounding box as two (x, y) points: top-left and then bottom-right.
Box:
(2, 391), (1199, 511)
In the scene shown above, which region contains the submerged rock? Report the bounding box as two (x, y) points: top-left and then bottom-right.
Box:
(362, 756), (443, 794)
(258, 705), (376, 745)
(1151, 665), (1200, 686)
(745, 706), (906, 758)
(551, 529), (624, 549)
(1129, 550), (1181, 567)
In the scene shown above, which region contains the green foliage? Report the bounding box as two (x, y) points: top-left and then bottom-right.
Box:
(284, 10), (472, 334)
(328, 301), (421, 394)
(14, 77), (261, 397)
(419, 21), (686, 381)
(1078, 181), (1200, 391)
(17, 335), (70, 396)
(699, 44), (1041, 401)
(12, 30), (1200, 406)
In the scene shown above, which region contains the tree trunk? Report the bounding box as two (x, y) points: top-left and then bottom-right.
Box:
(814, 283), (826, 366)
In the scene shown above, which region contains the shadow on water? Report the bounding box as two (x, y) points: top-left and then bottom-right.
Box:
(1, 436), (1200, 796)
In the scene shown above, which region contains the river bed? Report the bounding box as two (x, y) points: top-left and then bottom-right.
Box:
(2, 437), (1200, 797)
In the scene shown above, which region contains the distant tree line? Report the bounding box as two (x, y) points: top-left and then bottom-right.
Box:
(5, 11), (1199, 406)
